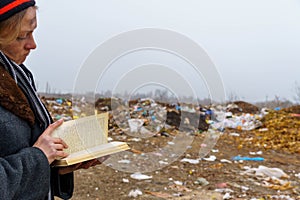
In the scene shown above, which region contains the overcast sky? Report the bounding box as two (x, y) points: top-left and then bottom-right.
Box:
(26, 0), (300, 103)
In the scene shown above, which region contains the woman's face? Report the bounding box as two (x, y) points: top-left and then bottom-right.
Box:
(1, 7), (37, 65)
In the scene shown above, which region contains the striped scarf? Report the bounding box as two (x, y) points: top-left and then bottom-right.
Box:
(0, 51), (52, 129)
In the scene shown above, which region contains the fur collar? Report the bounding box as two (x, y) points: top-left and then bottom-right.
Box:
(0, 65), (35, 126)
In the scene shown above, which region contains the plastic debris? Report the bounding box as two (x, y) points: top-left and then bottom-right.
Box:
(159, 160), (168, 165)
(180, 158), (200, 164)
(203, 155), (217, 161)
(174, 181), (183, 186)
(130, 173), (152, 180)
(233, 156), (264, 161)
(194, 177), (209, 186)
(214, 188), (234, 193)
(249, 151), (263, 155)
(229, 132), (240, 137)
(223, 192), (232, 199)
(128, 138), (141, 142)
(55, 98), (63, 104)
(122, 178), (129, 183)
(243, 165), (289, 179)
(128, 189), (142, 198)
(242, 165), (293, 191)
(220, 159), (232, 164)
(274, 107), (281, 111)
(118, 159), (131, 164)
(128, 119), (144, 133)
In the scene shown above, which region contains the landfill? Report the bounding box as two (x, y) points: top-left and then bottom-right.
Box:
(42, 97), (300, 200)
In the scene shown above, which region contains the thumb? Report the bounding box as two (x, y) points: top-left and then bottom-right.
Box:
(45, 119), (64, 136)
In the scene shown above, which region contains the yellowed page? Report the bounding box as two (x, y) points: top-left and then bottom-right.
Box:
(53, 141), (130, 167)
(52, 113), (108, 154)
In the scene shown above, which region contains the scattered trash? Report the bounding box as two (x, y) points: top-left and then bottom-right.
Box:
(249, 151), (263, 155)
(128, 119), (144, 133)
(55, 98), (63, 104)
(243, 165), (289, 179)
(223, 192), (232, 199)
(194, 177), (209, 186)
(180, 158), (200, 164)
(257, 195), (295, 200)
(274, 107), (281, 111)
(130, 173), (152, 180)
(160, 132), (170, 137)
(214, 188), (234, 193)
(258, 128), (268, 132)
(172, 193), (183, 197)
(118, 159), (131, 164)
(128, 138), (141, 142)
(215, 182), (227, 188)
(220, 159), (232, 164)
(42, 96), (299, 199)
(145, 191), (173, 198)
(233, 156), (264, 162)
(203, 155), (217, 162)
(174, 181), (183, 186)
(159, 160), (168, 165)
(128, 189), (142, 198)
(122, 178), (129, 183)
(229, 132), (240, 137)
(242, 165), (293, 191)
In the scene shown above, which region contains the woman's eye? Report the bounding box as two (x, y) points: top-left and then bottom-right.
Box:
(17, 34), (28, 40)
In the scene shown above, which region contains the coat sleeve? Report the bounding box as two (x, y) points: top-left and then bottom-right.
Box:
(0, 106), (74, 199)
(0, 147), (50, 200)
(0, 106), (51, 199)
(51, 168), (74, 199)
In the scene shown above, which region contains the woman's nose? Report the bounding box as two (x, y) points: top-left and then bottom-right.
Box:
(25, 34), (37, 50)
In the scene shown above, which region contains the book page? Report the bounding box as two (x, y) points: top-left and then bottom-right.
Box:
(52, 141), (130, 166)
(52, 113), (108, 154)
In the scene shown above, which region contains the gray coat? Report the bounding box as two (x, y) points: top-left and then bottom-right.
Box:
(0, 65), (73, 200)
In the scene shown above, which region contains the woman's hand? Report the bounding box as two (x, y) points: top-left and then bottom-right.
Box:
(58, 156), (109, 175)
(33, 119), (69, 164)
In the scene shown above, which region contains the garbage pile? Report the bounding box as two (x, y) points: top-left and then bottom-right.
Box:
(41, 96), (92, 121)
(41, 97), (73, 121)
(242, 165), (293, 191)
(95, 98), (111, 112)
(96, 98), (210, 134)
(165, 107), (209, 132)
(250, 107), (300, 153)
(41, 97), (299, 154)
(41, 97), (300, 199)
(108, 98), (168, 136)
(226, 100), (260, 115)
(208, 101), (264, 131)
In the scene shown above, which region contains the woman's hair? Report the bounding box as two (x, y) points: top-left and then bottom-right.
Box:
(0, 9), (27, 47)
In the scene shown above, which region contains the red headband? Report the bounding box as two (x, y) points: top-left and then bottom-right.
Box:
(0, 0), (31, 15)
(0, 0), (35, 22)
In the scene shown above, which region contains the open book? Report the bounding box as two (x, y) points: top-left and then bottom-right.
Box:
(51, 113), (129, 167)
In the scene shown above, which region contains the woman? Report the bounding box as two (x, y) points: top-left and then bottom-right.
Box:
(0, 1), (102, 199)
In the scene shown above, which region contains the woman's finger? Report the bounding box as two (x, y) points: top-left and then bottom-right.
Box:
(52, 137), (68, 148)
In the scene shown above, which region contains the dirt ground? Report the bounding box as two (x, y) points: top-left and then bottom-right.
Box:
(69, 130), (299, 200)
(48, 99), (300, 200)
